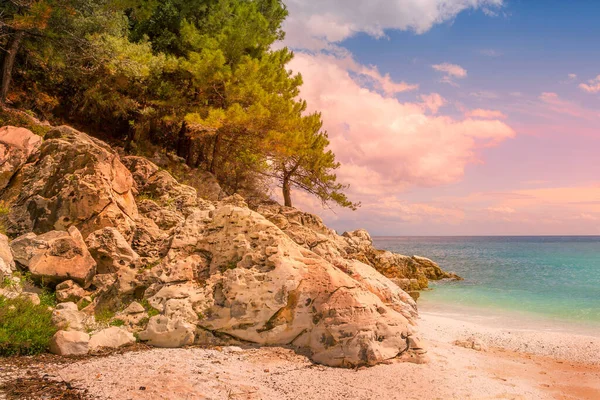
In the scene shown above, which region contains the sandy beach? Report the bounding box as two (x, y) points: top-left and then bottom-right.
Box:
(3, 308), (598, 400)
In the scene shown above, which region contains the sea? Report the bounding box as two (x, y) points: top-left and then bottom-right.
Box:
(373, 236), (600, 334)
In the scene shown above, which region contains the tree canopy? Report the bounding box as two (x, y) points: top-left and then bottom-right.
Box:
(0, 0), (358, 209)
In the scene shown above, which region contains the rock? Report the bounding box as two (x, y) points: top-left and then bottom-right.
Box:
(0, 126), (42, 191)
(412, 256), (462, 281)
(49, 330), (90, 356)
(257, 204), (460, 292)
(51, 302), (88, 331)
(131, 217), (170, 259)
(56, 280), (87, 303)
(19, 292), (41, 305)
(1, 126), (138, 239)
(89, 327), (135, 350)
(138, 316), (195, 348)
(116, 302), (148, 327)
(123, 301), (145, 314)
(86, 227), (139, 274)
(454, 336), (488, 352)
(121, 156), (198, 216)
(10, 227), (96, 288)
(158, 205), (416, 367)
(0, 233), (15, 278)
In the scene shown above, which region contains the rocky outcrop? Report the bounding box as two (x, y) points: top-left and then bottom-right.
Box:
(1, 126), (138, 239)
(0, 126), (42, 191)
(10, 227), (97, 287)
(0, 125), (458, 367)
(257, 204), (461, 291)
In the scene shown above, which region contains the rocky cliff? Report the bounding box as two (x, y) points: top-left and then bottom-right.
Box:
(0, 125), (459, 367)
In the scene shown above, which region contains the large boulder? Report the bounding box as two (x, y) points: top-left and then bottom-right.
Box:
(138, 316), (195, 348)
(0, 126), (42, 191)
(86, 227), (139, 274)
(1, 126), (138, 239)
(49, 330), (90, 356)
(55, 280), (87, 303)
(51, 302), (89, 331)
(10, 227), (96, 287)
(147, 205), (418, 367)
(89, 327), (136, 351)
(0, 233), (15, 278)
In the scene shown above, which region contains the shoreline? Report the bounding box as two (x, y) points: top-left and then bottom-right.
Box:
(419, 295), (600, 338)
(2, 305), (599, 399)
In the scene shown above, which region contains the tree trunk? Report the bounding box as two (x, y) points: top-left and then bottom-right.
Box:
(0, 31), (25, 104)
(282, 176), (292, 207)
(176, 121), (189, 159)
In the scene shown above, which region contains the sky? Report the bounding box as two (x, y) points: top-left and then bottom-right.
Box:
(277, 0), (600, 236)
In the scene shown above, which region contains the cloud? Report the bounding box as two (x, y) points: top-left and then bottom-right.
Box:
(579, 75), (600, 93)
(432, 63), (467, 85)
(568, 73), (577, 80)
(465, 109), (507, 119)
(289, 53), (515, 197)
(282, 0), (504, 50)
(470, 91), (499, 100)
(487, 206), (516, 214)
(538, 92), (600, 119)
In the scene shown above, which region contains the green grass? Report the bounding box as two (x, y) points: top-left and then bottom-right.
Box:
(110, 319), (125, 327)
(78, 298), (91, 310)
(0, 295), (58, 356)
(94, 307), (116, 325)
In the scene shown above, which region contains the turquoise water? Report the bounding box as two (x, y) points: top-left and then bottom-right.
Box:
(373, 236), (600, 328)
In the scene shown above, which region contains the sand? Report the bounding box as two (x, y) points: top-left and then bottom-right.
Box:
(4, 310), (598, 400)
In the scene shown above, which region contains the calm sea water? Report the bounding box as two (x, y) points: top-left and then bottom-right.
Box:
(373, 236), (600, 329)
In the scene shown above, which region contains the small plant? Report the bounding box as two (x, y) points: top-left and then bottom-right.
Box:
(38, 289), (57, 308)
(0, 295), (58, 356)
(110, 319), (125, 327)
(1, 276), (15, 288)
(94, 307), (116, 325)
(219, 258), (240, 273)
(78, 298), (92, 310)
(137, 193), (157, 202)
(140, 299), (160, 317)
(0, 201), (9, 216)
(139, 259), (161, 271)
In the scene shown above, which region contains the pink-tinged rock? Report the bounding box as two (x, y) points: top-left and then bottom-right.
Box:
(10, 226), (96, 287)
(0, 126), (42, 191)
(49, 330), (90, 356)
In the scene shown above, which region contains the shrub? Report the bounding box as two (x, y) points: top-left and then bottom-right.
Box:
(0, 296), (58, 356)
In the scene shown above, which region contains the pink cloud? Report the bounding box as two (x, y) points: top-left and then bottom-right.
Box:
(579, 75), (600, 93)
(537, 92), (600, 119)
(465, 109), (507, 119)
(432, 63), (468, 78)
(289, 52), (515, 201)
(420, 93), (445, 114)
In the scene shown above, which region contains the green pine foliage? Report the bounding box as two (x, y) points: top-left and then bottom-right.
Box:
(1, 0), (357, 209)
